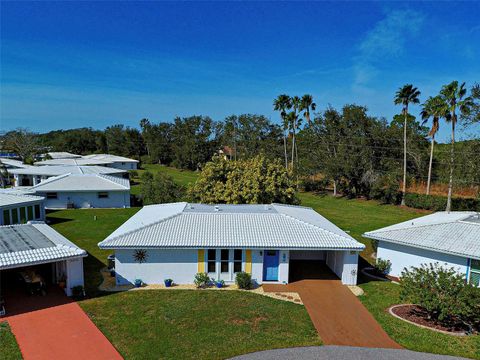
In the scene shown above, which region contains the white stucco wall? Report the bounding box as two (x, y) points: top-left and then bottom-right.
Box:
(377, 241), (469, 278)
(115, 249), (198, 285)
(325, 250), (359, 285)
(37, 191), (130, 209)
(65, 257), (85, 296)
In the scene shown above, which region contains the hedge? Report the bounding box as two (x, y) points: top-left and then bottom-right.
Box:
(404, 193), (480, 211)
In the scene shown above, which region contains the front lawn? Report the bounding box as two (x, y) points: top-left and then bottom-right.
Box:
(80, 290), (321, 359)
(0, 322), (22, 360)
(359, 281), (480, 359)
(47, 208), (139, 295)
(299, 193), (428, 261)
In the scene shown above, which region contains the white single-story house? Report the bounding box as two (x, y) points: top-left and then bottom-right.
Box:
(363, 212), (480, 287)
(27, 173), (131, 209)
(98, 202), (365, 286)
(10, 165), (126, 187)
(0, 222), (87, 297)
(35, 154), (139, 170)
(0, 192), (45, 225)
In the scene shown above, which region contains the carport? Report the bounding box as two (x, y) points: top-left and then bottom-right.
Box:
(0, 222), (87, 316)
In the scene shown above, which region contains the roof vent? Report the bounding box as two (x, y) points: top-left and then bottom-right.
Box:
(214, 205), (220, 212)
(264, 205), (271, 210)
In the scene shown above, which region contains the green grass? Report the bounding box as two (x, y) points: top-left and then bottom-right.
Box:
(131, 165), (198, 195)
(299, 193), (428, 261)
(359, 281), (480, 359)
(47, 208), (140, 295)
(80, 290), (321, 360)
(0, 322), (22, 360)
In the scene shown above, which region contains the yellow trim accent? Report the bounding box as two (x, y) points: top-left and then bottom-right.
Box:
(198, 249), (205, 273)
(245, 250), (252, 274)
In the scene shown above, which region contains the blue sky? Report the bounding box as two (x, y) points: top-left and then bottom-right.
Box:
(1, 1), (479, 141)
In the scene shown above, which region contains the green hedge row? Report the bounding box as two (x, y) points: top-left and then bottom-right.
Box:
(404, 193), (480, 211)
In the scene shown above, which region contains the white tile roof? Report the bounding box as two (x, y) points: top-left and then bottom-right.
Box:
(0, 222), (87, 270)
(35, 153), (138, 166)
(0, 192), (44, 207)
(29, 173), (130, 192)
(99, 202), (365, 250)
(10, 165), (126, 176)
(363, 212), (480, 260)
(47, 152), (82, 159)
(0, 159), (30, 169)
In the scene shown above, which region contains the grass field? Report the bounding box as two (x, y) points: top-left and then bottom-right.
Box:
(81, 290), (321, 360)
(0, 322), (22, 360)
(359, 281), (480, 359)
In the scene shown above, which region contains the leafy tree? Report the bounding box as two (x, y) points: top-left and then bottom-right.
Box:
(105, 124), (127, 156)
(420, 96), (449, 195)
(139, 171), (184, 205)
(188, 155), (298, 204)
(440, 81), (475, 212)
(2, 128), (39, 162)
(394, 84), (421, 206)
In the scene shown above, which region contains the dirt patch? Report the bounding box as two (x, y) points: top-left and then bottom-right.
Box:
(390, 304), (468, 335)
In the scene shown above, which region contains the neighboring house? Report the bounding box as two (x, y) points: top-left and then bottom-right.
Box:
(35, 154), (139, 170)
(27, 173), (131, 209)
(0, 222), (87, 297)
(99, 202), (365, 287)
(363, 212), (480, 287)
(0, 192), (45, 225)
(0, 159), (30, 170)
(46, 152), (82, 159)
(10, 165), (126, 187)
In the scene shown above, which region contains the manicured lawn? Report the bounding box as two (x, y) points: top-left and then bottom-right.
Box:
(0, 322), (22, 360)
(299, 193), (428, 261)
(359, 281), (480, 359)
(47, 208), (140, 295)
(80, 290), (321, 360)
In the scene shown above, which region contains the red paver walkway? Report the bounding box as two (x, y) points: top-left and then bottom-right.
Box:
(3, 287), (122, 360)
(264, 262), (401, 349)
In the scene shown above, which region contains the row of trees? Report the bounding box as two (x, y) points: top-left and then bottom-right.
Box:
(394, 81), (479, 211)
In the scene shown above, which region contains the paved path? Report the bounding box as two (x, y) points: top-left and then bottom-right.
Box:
(264, 278), (401, 348)
(230, 346), (467, 360)
(4, 288), (122, 360)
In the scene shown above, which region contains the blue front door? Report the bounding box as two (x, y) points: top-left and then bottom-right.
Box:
(263, 250), (279, 281)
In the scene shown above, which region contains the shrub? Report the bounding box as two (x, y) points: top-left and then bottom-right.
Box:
(140, 171), (184, 205)
(400, 263), (465, 323)
(235, 272), (252, 290)
(457, 285), (480, 331)
(404, 193), (480, 211)
(374, 258), (392, 276)
(194, 272), (212, 288)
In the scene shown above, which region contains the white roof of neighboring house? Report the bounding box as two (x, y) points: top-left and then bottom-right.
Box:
(363, 212), (480, 260)
(47, 152), (82, 159)
(0, 159), (30, 169)
(29, 173), (130, 192)
(99, 202), (365, 250)
(35, 153), (138, 166)
(0, 192), (44, 207)
(10, 165), (126, 176)
(0, 222), (87, 270)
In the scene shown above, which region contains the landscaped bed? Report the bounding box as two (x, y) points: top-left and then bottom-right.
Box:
(359, 281), (480, 359)
(0, 322), (22, 360)
(79, 290), (321, 359)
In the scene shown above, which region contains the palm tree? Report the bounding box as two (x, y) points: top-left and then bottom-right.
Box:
(420, 96), (448, 196)
(273, 94), (292, 168)
(290, 96), (301, 168)
(300, 94), (316, 125)
(394, 84), (421, 206)
(440, 81), (474, 212)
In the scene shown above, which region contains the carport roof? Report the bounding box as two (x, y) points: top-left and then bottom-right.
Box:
(98, 202), (365, 250)
(0, 222), (87, 270)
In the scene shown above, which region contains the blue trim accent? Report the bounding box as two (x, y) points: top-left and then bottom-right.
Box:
(263, 250), (279, 281)
(466, 258), (471, 283)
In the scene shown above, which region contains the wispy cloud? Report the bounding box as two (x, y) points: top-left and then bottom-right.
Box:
(353, 9), (424, 91)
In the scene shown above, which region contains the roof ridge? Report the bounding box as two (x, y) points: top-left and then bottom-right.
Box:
(365, 219), (468, 235)
(31, 172), (71, 188)
(99, 205), (187, 246)
(98, 174), (130, 189)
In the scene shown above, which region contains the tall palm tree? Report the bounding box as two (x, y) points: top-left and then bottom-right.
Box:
(394, 84), (421, 206)
(420, 96), (448, 195)
(440, 81), (474, 212)
(300, 94), (316, 125)
(273, 94), (292, 168)
(290, 96), (301, 168)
